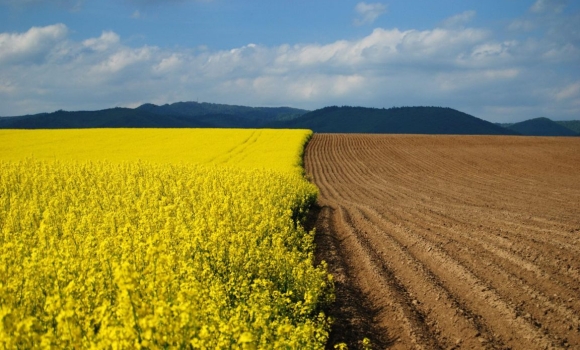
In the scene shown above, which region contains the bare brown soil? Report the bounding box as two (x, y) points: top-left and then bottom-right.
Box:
(305, 134), (580, 350)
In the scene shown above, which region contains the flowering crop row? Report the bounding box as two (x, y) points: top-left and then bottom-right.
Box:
(0, 129), (332, 349)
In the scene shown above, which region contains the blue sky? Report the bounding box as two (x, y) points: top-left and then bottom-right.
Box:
(0, 0), (579, 122)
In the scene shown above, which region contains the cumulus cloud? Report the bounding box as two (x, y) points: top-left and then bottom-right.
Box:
(0, 21), (578, 122)
(83, 31), (121, 52)
(0, 24), (68, 64)
(354, 2), (387, 26)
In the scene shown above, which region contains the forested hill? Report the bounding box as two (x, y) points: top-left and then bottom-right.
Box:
(505, 117), (579, 136)
(271, 106), (519, 135)
(0, 102), (308, 129)
(2, 102), (576, 136)
(555, 120), (580, 134)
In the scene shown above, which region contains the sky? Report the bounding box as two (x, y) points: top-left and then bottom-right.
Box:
(0, 0), (579, 122)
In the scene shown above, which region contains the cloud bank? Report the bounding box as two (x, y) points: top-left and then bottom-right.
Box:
(0, 10), (578, 122)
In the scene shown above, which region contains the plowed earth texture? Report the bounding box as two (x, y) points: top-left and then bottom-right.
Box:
(305, 134), (580, 349)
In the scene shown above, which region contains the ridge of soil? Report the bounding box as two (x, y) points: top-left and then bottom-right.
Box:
(306, 134), (580, 350)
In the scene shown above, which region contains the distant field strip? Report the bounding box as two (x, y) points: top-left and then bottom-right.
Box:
(306, 134), (580, 349)
(0, 128), (310, 173)
(0, 129), (331, 348)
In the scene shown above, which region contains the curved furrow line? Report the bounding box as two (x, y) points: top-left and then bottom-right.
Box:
(370, 202), (580, 312)
(430, 235), (580, 346)
(313, 204), (395, 349)
(365, 205), (580, 345)
(357, 162), (524, 213)
(461, 211), (580, 251)
(344, 204), (500, 349)
(335, 205), (444, 350)
(308, 135), (343, 203)
(340, 148), (580, 265)
(483, 215), (580, 248)
(354, 205), (558, 349)
(306, 134), (580, 349)
(363, 139), (575, 208)
(402, 205), (580, 286)
(321, 142), (445, 204)
(338, 179), (580, 292)
(317, 140), (394, 206)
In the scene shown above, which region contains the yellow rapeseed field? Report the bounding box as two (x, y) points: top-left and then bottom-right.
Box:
(0, 129), (332, 349)
(0, 129), (310, 173)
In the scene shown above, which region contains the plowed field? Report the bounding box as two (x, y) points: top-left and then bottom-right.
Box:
(305, 134), (580, 349)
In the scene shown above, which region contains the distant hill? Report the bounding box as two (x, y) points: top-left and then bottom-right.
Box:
(5, 102), (575, 136)
(271, 106), (519, 135)
(0, 108), (211, 129)
(507, 117), (578, 136)
(555, 120), (580, 134)
(0, 102), (308, 129)
(137, 102), (307, 125)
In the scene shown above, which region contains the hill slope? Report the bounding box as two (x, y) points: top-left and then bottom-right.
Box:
(273, 106), (518, 135)
(0, 108), (212, 129)
(507, 117), (578, 136)
(555, 120), (580, 134)
(137, 102), (307, 125)
(0, 102), (308, 129)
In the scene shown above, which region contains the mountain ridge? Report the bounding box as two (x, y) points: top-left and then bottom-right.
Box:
(0, 102), (308, 129)
(506, 117), (579, 136)
(1, 101), (578, 136)
(271, 106), (519, 135)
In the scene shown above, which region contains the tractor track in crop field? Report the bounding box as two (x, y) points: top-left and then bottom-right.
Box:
(305, 134), (580, 349)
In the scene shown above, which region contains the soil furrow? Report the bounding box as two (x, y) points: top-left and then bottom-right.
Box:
(307, 134), (580, 349)
(347, 204), (499, 349)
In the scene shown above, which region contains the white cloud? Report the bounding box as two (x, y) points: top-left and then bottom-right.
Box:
(555, 82), (580, 101)
(91, 47), (153, 75)
(272, 27), (488, 70)
(0, 22), (579, 122)
(153, 54), (182, 73)
(354, 2), (387, 26)
(508, 19), (535, 32)
(0, 24), (68, 64)
(0, 81), (15, 94)
(463, 40), (518, 66)
(530, 0), (566, 14)
(398, 28), (488, 59)
(217, 74), (366, 103)
(441, 11), (476, 28)
(83, 31), (120, 52)
(542, 43), (580, 62)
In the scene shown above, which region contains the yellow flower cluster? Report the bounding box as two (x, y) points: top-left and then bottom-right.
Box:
(0, 129), (332, 348)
